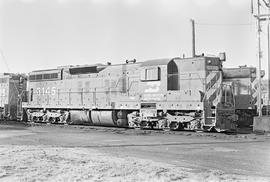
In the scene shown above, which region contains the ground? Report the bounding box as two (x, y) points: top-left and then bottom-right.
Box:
(0, 122), (270, 182)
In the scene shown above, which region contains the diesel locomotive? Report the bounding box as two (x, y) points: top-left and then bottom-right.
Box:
(0, 73), (27, 120)
(223, 66), (264, 127)
(22, 53), (238, 131)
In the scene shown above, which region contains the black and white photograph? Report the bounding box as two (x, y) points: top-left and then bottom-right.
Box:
(0, 0), (270, 181)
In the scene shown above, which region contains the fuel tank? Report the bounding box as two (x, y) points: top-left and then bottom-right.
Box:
(90, 111), (117, 126)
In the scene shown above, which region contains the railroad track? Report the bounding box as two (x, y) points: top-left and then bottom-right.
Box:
(0, 120), (264, 141)
(20, 121), (262, 140)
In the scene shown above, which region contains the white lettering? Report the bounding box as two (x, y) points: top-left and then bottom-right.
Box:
(145, 82), (161, 93)
(36, 87), (57, 96)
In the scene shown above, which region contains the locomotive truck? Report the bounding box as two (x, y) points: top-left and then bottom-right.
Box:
(22, 53), (237, 131)
(0, 73), (27, 120)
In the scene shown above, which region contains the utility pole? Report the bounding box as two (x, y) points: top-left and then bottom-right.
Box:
(252, 0), (270, 116)
(268, 3), (270, 115)
(257, 0), (263, 116)
(190, 19), (196, 57)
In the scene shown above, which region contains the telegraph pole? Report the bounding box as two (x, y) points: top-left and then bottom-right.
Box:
(190, 19), (196, 57)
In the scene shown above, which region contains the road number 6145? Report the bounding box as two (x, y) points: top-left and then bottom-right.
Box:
(37, 87), (56, 95)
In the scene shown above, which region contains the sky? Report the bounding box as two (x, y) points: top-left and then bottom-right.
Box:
(0, 0), (268, 74)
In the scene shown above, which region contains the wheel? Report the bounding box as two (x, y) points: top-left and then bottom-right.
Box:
(116, 119), (128, 127)
(169, 122), (179, 130)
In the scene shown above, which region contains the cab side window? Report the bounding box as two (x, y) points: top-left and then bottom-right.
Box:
(140, 67), (160, 81)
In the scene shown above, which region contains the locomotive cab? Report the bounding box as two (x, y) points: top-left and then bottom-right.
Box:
(131, 55), (236, 131)
(165, 56), (236, 131)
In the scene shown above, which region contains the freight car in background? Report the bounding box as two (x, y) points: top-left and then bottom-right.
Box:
(223, 66), (265, 127)
(22, 53), (237, 131)
(0, 73), (27, 120)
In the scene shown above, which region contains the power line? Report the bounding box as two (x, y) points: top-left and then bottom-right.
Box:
(195, 22), (254, 26)
(0, 48), (11, 72)
(0, 48), (20, 96)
